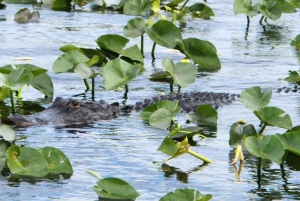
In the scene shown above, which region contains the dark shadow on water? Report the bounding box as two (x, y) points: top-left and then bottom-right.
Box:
(160, 163), (210, 184)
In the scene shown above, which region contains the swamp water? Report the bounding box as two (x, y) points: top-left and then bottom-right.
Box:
(0, 1), (300, 200)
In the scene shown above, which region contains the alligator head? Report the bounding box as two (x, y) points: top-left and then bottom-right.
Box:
(9, 97), (122, 126)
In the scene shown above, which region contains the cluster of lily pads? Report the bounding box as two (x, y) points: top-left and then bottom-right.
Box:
(285, 34), (300, 83)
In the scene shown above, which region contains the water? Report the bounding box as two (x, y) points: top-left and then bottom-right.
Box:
(0, 1), (300, 200)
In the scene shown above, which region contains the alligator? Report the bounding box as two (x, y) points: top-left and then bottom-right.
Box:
(9, 92), (237, 126)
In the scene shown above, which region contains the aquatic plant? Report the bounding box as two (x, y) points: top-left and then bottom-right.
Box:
(0, 125), (73, 177)
(229, 86), (300, 184)
(284, 34), (300, 83)
(0, 64), (54, 113)
(159, 188), (212, 201)
(233, 0), (297, 26)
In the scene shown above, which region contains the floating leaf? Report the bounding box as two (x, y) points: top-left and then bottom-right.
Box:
(149, 108), (173, 129)
(233, 0), (258, 16)
(52, 50), (90, 73)
(186, 104), (218, 127)
(123, 17), (145, 38)
(240, 86), (272, 111)
(157, 137), (179, 156)
(51, 0), (71, 11)
(285, 70), (300, 83)
(6, 145), (49, 177)
(229, 122), (256, 147)
(276, 131), (300, 156)
(177, 38), (221, 71)
(275, 0), (296, 13)
(102, 58), (141, 90)
(189, 3), (215, 19)
(160, 188), (212, 201)
(96, 34), (129, 53)
(162, 58), (197, 88)
(93, 177), (139, 199)
(145, 20), (182, 49)
(74, 63), (95, 79)
(0, 140), (10, 172)
(257, 0), (281, 21)
(290, 34), (300, 51)
(120, 45), (143, 62)
(39, 147), (73, 174)
(254, 107), (292, 130)
(5, 68), (32, 91)
(0, 124), (16, 141)
(123, 0), (152, 16)
(29, 73), (54, 97)
(139, 100), (182, 121)
(244, 135), (285, 164)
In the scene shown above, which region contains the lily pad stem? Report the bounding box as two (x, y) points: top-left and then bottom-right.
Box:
(141, 35), (144, 56)
(83, 79), (90, 92)
(257, 157), (262, 187)
(258, 123), (267, 134)
(10, 89), (16, 114)
(92, 78), (95, 100)
(17, 86), (24, 100)
(151, 42), (156, 60)
(246, 16), (250, 29)
(188, 150), (211, 163)
(259, 16), (264, 24)
(170, 79), (174, 92)
(124, 84), (129, 100)
(180, 0), (189, 11)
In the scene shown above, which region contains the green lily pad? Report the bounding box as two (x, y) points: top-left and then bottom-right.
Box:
(123, 0), (152, 16)
(189, 3), (215, 19)
(170, 126), (203, 140)
(229, 122), (257, 147)
(275, 0), (296, 13)
(157, 137), (179, 156)
(39, 147), (73, 174)
(244, 134), (285, 164)
(52, 50), (90, 73)
(160, 188), (212, 201)
(165, 137), (190, 161)
(139, 100), (182, 121)
(0, 139), (10, 172)
(276, 131), (300, 155)
(240, 86), (272, 111)
(6, 145), (49, 177)
(96, 34), (129, 53)
(149, 108), (173, 129)
(186, 104), (218, 127)
(74, 62), (95, 79)
(254, 107), (292, 130)
(102, 58), (141, 91)
(93, 177), (139, 199)
(145, 20), (182, 49)
(257, 0), (281, 21)
(233, 0), (259, 16)
(162, 58), (197, 88)
(51, 0), (71, 11)
(0, 68), (33, 91)
(177, 38), (221, 71)
(0, 124), (16, 141)
(290, 34), (300, 51)
(166, 0), (185, 8)
(120, 45), (143, 62)
(285, 70), (300, 83)
(123, 17), (145, 38)
(29, 72), (54, 97)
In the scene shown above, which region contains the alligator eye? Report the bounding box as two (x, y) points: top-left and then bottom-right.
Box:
(68, 101), (80, 108)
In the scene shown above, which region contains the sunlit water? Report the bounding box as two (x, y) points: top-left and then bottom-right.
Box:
(0, 1), (300, 200)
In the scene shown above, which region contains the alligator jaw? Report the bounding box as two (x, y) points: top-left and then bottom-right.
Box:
(9, 113), (34, 127)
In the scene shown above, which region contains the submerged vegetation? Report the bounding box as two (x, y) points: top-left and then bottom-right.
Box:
(1, 0), (300, 200)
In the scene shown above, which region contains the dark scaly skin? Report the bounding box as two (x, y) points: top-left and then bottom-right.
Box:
(9, 92), (237, 126)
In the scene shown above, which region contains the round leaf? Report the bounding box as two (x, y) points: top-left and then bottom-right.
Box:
(258, 0), (281, 21)
(160, 188), (213, 201)
(240, 86), (272, 111)
(149, 108), (172, 129)
(102, 58), (141, 91)
(0, 124), (16, 141)
(29, 72), (54, 97)
(177, 38), (221, 71)
(120, 45), (144, 62)
(276, 131), (300, 155)
(39, 147), (73, 174)
(145, 20), (182, 49)
(157, 137), (178, 156)
(74, 62), (95, 79)
(233, 0), (258, 16)
(229, 123), (257, 147)
(186, 104), (218, 127)
(254, 107), (292, 130)
(123, 0), (152, 16)
(96, 34), (129, 53)
(123, 17), (145, 38)
(6, 145), (49, 177)
(6, 68), (32, 91)
(52, 50), (89, 73)
(244, 135), (285, 164)
(94, 177), (139, 199)
(162, 58), (197, 88)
